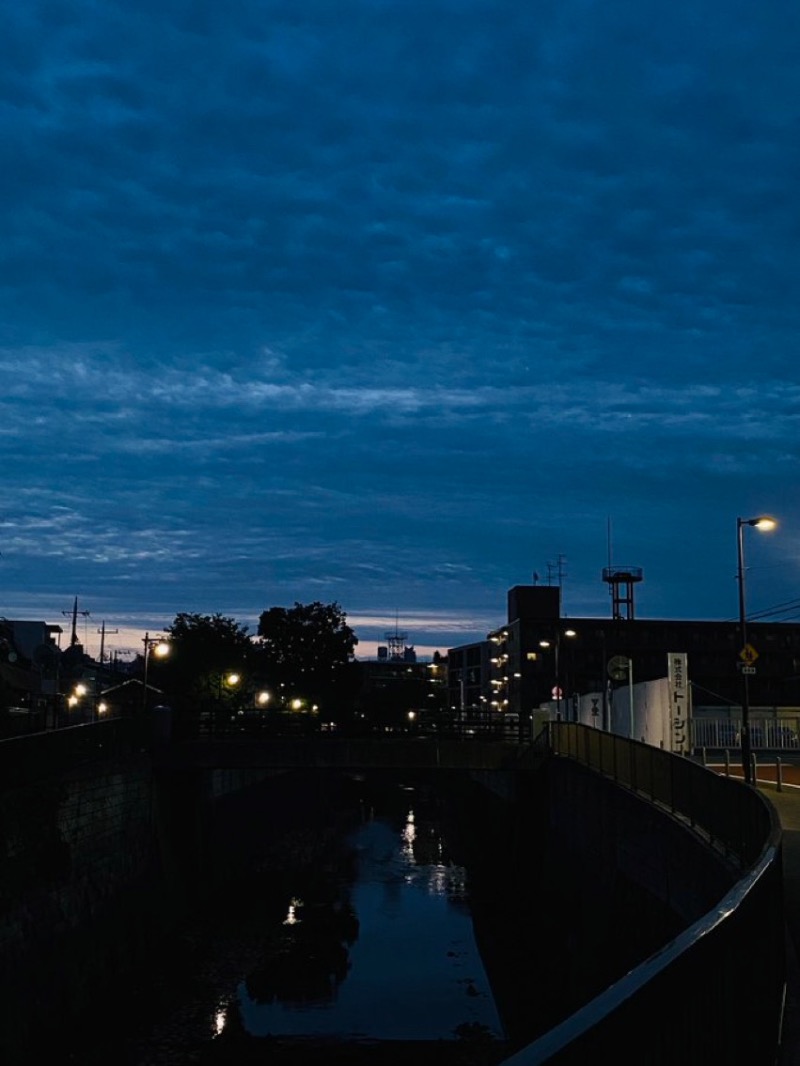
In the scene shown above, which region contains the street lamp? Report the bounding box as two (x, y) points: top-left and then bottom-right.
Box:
(219, 671), (241, 700)
(540, 629), (577, 722)
(737, 515), (777, 784)
(142, 633), (170, 713)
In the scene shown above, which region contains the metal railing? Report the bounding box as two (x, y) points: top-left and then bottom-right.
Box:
(548, 721), (772, 867)
(502, 722), (784, 1065)
(692, 716), (800, 751)
(0, 716), (149, 790)
(180, 707), (527, 742)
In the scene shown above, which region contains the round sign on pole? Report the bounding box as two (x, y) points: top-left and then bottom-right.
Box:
(551, 686), (563, 699)
(607, 655), (630, 681)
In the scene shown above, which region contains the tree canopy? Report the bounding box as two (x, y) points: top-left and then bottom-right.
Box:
(158, 612), (254, 711)
(152, 603), (361, 722)
(256, 601), (360, 715)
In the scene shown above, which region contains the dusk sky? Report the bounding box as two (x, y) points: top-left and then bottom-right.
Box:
(2, 1), (798, 660)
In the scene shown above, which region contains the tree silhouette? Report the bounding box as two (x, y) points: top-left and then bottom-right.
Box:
(255, 601), (361, 721)
(159, 612), (254, 714)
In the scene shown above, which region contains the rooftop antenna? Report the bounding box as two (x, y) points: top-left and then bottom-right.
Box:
(607, 516), (613, 605)
(602, 517), (643, 620)
(607, 515), (612, 563)
(545, 555), (567, 586)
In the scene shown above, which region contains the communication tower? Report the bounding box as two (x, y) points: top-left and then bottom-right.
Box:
(377, 615), (417, 662)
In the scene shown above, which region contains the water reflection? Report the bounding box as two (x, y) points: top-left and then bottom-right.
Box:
(233, 778), (504, 1043)
(244, 895), (359, 1007)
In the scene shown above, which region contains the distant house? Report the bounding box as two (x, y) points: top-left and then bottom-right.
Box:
(0, 619), (63, 732)
(7, 620), (63, 661)
(100, 677), (164, 717)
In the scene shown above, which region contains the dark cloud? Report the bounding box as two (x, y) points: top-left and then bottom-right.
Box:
(1, 1), (798, 656)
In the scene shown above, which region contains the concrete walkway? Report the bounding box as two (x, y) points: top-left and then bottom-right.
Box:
(759, 777), (800, 1066)
(710, 763), (800, 1065)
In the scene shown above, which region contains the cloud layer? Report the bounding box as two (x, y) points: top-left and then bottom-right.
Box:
(2, 1), (799, 656)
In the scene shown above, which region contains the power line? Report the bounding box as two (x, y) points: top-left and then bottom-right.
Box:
(747, 599), (800, 622)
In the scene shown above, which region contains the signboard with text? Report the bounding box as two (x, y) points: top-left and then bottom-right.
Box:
(667, 652), (690, 754)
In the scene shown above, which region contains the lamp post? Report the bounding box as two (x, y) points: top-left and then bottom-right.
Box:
(736, 515), (777, 784)
(540, 629), (577, 722)
(68, 682), (88, 719)
(219, 671), (241, 700)
(142, 633), (170, 713)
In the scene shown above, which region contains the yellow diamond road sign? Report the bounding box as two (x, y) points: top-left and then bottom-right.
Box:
(740, 643), (759, 664)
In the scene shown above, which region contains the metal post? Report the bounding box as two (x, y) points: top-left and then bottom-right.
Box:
(628, 658), (635, 739)
(141, 632), (151, 714)
(737, 518), (753, 784)
(735, 514), (777, 784)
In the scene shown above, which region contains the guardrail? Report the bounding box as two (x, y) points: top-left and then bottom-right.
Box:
(503, 722), (784, 1065)
(549, 721), (772, 868)
(692, 716), (800, 751)
(183, 707), (526, 742)
(0, 716), (151, 790)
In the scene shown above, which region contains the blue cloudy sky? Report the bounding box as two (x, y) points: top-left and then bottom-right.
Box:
(2, 0), (798, 660)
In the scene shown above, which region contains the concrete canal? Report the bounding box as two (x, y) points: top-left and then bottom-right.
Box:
(63, 768), (533, 1064)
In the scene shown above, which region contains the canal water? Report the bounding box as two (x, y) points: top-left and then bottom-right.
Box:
(71, 770), (512, 1064)
(233, 779), (503, 1045)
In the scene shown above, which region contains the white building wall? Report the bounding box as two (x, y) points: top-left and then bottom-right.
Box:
(544, 675), (685, 752)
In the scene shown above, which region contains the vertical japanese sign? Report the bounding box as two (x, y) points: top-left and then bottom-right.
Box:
(667, 652), (689, 753)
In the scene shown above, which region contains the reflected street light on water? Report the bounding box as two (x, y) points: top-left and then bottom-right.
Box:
(736, 515), (777, 784)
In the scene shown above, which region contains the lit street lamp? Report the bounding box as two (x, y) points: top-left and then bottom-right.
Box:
(68, 682), (87, 711)
(142, 633), (170, 713)
(219, 671), (241, 700)
(737, 515), (777, 784)
(539, 629), (577, 721)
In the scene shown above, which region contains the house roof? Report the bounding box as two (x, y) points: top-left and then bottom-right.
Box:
(101, 678), (163, 697)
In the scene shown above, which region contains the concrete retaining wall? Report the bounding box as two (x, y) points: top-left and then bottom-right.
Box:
(0, 755), (163, 1059)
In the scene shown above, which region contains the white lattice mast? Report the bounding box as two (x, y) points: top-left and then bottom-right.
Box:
(386, 610), (407, 661)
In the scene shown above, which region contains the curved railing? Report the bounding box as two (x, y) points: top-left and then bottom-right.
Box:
(501, 722), (784, 1065)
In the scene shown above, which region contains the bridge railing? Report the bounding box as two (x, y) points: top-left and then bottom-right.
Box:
(0, 716), (149, 790)
(504, 721), (784, 1065)
(180, 707), (527, 742)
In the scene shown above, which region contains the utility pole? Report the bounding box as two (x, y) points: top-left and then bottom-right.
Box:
(62, 596), (91, 648)
(546, 554), (568, 588)
(96, 622), (119, 664)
